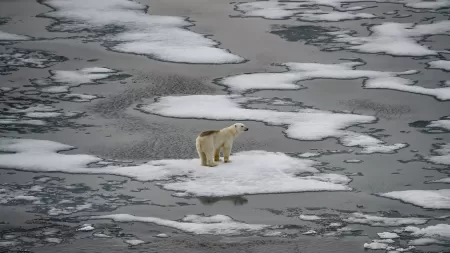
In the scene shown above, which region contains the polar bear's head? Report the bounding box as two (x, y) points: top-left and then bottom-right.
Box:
(233, 123), (249, 133)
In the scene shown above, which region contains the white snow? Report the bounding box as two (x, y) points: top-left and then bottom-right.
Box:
(299, 214), (322, 221)
(76, 224), (95, 231)
(404, 224), (450, 245)
(428, 60), (450, 71)
(344, 213), (428, 226)
(430, 178), (450, 184)
(427, 143), (450, 165)
(44, 238), (62, 244)
(332, 21), (450, 56)
(378, 232), (400, 239)
(0, 138), (352, 197)
(0, 119), (46, 126)
(138, 95), (406, 154)
(364, 241), (389, 250)
(125, 239), (145, 246)
(155, 233), (169, 238)
(48, 203), (93, 216)
(344, 159), (362, 163)
(298, 152), (321, 158)
(0, 31), (30, 41)
(302, 230), (317, 235)
(51, 68), (115, 86)
(41, 0), (244, 64)
(91, 213), (271, 235)
(25, 112), (63, 118)
(379, 189), (450, 209)
(220, 61), (416, 93)
(235, 1), (308, 19)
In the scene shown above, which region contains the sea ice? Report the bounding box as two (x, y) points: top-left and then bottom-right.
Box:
(138, 94), (407, 154)
(379, 189), (450, 209)
(298, 11), (377, 22)
(364, 241), (389, 250)
(428, 60), (450, 71)
(125, 239), (145, 246)
(427, 120), (450, 130)
(378, 232), (400, 239)
(299, 214), (322, 221)
(344, 212), (428, 226)
(40, 0), (244, 64)
(91, 213), (271, 235)
(427, 143), (450, 165)
(0, 31), (30, 41)
(0, 138), (352, 197)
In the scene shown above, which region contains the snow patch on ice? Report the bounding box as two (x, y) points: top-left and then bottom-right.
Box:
(0, 138), (352, 197)
(427, 120), (450, 130)
(299, 214), (322, 221)
(298, 10), (378, 22)
(138, 95), (406, 154)
(427, 143), (450, 165)
(125, 239), (145, 246)
(40, 0), (244, 64)
(91, 213), (271, 235)
(364, 241), (389, 250)
(378, 232), (400, 239)
(379, 189), (450, 209)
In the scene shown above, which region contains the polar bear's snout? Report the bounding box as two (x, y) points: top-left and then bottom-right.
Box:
(244, 127), (249, 131)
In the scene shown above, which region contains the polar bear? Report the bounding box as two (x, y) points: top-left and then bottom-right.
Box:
(196, 123), (249, 167)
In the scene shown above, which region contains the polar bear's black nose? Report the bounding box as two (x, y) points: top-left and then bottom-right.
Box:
(244, 127), (249, 131)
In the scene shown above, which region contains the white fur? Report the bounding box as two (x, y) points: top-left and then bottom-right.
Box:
(196, 123), (249, 167)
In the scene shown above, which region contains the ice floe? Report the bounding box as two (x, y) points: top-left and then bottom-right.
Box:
(378, 232), (400, 239)
(76, 224), (94, 231)
(219, 60), (450, 101)
(427, 120), (450, 130)
(363, 241), (389, 250)
(427, 143), (450, 165)
(344, 212), (428, 226)
(297, 10), (377, 22)
(428, 60), (450, 71)
(40, 0), (244, 64)
(331, 21), (450, 56)
(91, 213), (271, 235)
(0, 31), (30, 41)
(0, 48), (67, 74)
(138, 94), (407, 153)
(0, 138), (352, 197)
(403, 224), (450, 245)
(379, 189), (450, 209)
(125, 239), (145, 246)
(299, 214), (322, 221)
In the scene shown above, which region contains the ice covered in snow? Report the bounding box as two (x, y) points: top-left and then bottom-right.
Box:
(344, 212), (428, 226)
(48, 203), (93, 216)
(302, 230), (317, 235)
(91, 213), (271, 235)
(40, 0), (244, 64)
(378, 232), (400, 239)
(380, 189), (450, 209)
(62, 93), (99, 102)
(430, 178), (450, 184)
(138, 95), (406, 154)
(0, 138), (352, 197)
(298, 152), (321, 158)
(427, 120), (450, 130)
(0, 119), (46, 126)
(220, 61), (416, 93)
(332, 21), (450, 56)
(299, 214), (322, 221)
(44, 237), (62, 244)
(427, 143), (450, 165)
(234, 1), (309, 19)
(155, 233), (169, 238)
(344, 159), (363, 163)
(364, 241), (389, 250)
(51, 68), (116, 87)
(0, 31), (30, 41)
(25, 112), (63, 118)
(404, 224), (450, 244)
(77, 224), (95, 231)
(428, 60), (450, 71)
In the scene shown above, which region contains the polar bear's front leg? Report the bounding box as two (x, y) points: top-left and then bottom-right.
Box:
(223, 142), (233, 163)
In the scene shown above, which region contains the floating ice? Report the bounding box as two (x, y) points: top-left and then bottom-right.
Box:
(77, 224), (95, 231)
(44, 238), (62, 244)
(344, 159), (363, 163)
(331, 21), (450, 56)
(409, 237), (446, 246)
(379, 189), (450, 209)
(427, 120), (450, 130)
(0, 119), (46, 126)
(303, 230), (317, 235)
(378, 232), (400, 239)
(25, 112), (63, 118)
(364, 241), (389, 250)
(155, 233), (169, 238)
(428, 60), (450, 71)
(48, 203), (93, 216)
(125, 239), (145, 246)
(344, 213), (428, 226)
(0, 31), (30, 41)
(430, 178), (450, 184)
(40, 0), (244, 64)
(298, 152), (321, 158)
(138, 95), (407, 154)
(299, 214), (322, 221)
(61, 93), (99, 102)
(220, 61), (449, 101)
(427, 143), (450, 165)
(404, 224), (450, 244)
(91, 213), (271, 235)
(0, 48), (67, 73)
(0, 138), (351, 197)
(234, 1), (309, 19)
